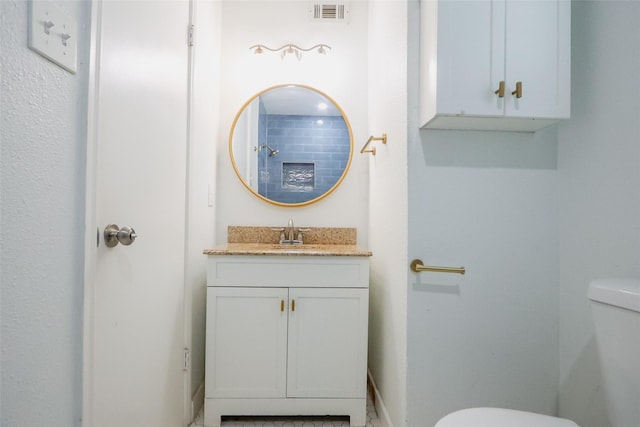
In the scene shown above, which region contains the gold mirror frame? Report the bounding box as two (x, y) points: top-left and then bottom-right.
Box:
(229, 84), (354, 207)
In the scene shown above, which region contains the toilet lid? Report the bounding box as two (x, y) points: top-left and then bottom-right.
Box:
(588, 278), (640, 313)
(435, 408), (579, 427)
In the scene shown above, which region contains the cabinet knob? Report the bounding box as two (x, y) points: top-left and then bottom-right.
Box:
(512, 81), (523, 99)
(494, 81), (506, 98)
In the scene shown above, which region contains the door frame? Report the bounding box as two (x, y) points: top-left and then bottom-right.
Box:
(82, 0), (196, 425)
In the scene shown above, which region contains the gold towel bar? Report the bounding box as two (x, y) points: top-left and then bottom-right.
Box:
(410, 259), (466, 275)
(360, 133), (387, 156)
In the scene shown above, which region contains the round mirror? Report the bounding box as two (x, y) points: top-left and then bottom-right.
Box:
(229, 84), (353, 207)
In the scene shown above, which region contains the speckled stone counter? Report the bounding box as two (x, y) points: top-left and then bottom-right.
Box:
(203, 226), (372, 257)
(203, 243), (372, 257)
(227, 225), (358, 245)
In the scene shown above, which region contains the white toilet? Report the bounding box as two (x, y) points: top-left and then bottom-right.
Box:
(435, 407), (578, 427)
(436, 277), (640, 427)
(588, 278), (640, 427)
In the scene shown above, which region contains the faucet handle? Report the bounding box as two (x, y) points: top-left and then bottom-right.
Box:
(297, 228), (312, 243)
(271, 228), (285, 244)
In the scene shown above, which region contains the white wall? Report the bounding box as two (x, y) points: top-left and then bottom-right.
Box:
(0, 0), (90, 425)
(215, 1), (369, 245)
(366, 1), (409, 427)
(557, 2), (640, 427)
(406, 2), (560, 426)
(187, 0), (221, 415)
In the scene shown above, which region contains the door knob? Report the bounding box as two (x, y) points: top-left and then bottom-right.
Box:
(104, 224), (138, 248)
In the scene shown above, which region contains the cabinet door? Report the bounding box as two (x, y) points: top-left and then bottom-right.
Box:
(206, 287), (288, 398)
(504, 0), (570, 118)
(432, 0), (506, 117)
(287, 288), (369, 398)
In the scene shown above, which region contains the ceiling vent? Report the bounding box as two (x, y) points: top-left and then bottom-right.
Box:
(310, 3), (350, 23)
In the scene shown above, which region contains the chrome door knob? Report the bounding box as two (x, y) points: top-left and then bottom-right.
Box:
(117, 226), (137, 246)
(104, 224), (138, 248)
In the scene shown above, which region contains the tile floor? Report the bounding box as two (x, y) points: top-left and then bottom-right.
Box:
(190, 394), (385, 427)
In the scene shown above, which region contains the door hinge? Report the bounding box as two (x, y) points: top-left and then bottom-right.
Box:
(183, 347), (190, 371)
(188, 25), (195, 47)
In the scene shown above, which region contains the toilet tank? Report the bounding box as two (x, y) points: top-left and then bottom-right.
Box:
(588, 278), (640, 427)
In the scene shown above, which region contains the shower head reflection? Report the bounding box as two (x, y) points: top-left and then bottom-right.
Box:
(260, 144), (280, 157)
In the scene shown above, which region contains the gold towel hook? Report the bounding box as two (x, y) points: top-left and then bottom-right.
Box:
(360, 133), (387, 156)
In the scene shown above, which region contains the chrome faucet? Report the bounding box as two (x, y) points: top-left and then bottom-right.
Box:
(275, 218), (308, 244)
(287, 218), (295, 243)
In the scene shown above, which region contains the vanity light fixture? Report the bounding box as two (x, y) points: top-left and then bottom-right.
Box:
(249, 43), (332, 60)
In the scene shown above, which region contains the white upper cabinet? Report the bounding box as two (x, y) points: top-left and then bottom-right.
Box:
(420, 0), (570, 131)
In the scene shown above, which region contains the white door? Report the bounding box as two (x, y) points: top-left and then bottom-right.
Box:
(85, 0), (190, 426)
(434, 0), (505, 117)
(205, 287), (288, 398)
(505, 0), (570, 118)
(287, 288), (369, 398)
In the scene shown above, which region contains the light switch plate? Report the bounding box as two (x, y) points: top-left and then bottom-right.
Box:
(28, 1), (77, 74)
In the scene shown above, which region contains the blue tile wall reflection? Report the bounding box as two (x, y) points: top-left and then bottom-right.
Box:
(257, 114), (350, 204)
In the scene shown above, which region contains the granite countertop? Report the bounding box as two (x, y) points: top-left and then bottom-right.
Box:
(203, 243), (372, 257)
(203, 226), (372, 257)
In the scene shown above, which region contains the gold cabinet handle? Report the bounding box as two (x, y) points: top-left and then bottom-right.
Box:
(410, 259), (466, 275)
(494, 81), (506, 98)
(280, 300), (285, 312)
(511, 81), (523, 99)
(291, 299), (295, 312)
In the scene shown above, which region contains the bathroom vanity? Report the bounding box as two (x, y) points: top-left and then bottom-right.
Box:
(203, 227), (371, 427)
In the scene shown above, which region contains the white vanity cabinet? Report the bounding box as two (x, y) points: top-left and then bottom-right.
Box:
(420, 0), (570, 131)
(204, 255), (369, 427)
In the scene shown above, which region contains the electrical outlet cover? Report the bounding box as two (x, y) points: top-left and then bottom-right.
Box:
(28, 1), (77, 74)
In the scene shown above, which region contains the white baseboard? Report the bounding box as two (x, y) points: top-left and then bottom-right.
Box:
(367, 369), (395, 427)
(191, 380), (205, 421)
